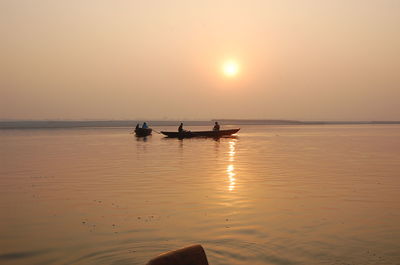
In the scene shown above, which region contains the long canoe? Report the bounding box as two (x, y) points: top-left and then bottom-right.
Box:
(135, 128), (152, 137)
(161, 128), (240, 138)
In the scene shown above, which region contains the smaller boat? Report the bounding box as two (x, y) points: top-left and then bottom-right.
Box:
(135, 127), (152, 137)
(161, 128), (240, 138)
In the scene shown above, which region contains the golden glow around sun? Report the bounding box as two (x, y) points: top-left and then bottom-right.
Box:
(222, 60), (239, 77)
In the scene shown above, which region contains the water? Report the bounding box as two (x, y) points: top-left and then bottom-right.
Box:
(0, 125), (399, 265)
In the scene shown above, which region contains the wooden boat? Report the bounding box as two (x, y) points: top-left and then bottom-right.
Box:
(161, 128), (240, 138)
(135, 127), (152, 137)
(146, 244), (208, 265)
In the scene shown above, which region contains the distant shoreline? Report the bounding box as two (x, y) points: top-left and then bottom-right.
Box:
(1, 119), (399, 129)
(212, 119), (400, 125)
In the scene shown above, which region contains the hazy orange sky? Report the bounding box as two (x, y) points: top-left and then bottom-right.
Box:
(1, 0), (399, 120)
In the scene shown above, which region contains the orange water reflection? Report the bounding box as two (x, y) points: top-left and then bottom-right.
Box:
(227, 140), (237, 191)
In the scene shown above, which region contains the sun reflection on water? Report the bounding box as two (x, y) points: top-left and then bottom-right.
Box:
(227, 164), (236, 191)
(227, 140), (237, 191)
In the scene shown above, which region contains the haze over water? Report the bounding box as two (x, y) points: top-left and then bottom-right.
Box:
(1, 1), (400, 121)
(1, 125), (399, 265)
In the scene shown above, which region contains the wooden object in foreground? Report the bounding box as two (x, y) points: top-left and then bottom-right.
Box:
(146, 245), (209, 265)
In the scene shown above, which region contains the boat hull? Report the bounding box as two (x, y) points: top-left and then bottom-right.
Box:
(161, 129), (240, 138)
(135, 128), (152, 137)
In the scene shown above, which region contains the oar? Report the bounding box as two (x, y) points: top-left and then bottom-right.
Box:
(152, 129), (162, 134)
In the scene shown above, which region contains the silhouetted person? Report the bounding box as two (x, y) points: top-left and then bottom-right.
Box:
(142, 122), (148, 129)
(178, 123), (184, 133)
(135, 124), (139, 130)
(213, 121), (220, 131)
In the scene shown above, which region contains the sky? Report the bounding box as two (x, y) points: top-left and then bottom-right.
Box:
(1, 0), (399, 121)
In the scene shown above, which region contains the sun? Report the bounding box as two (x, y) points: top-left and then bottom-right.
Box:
(222, 60), (239, 77)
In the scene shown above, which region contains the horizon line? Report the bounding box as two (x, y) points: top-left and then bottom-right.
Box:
(1, 118), (400, 122)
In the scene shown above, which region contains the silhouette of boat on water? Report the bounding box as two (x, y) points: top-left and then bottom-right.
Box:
(135, 127), (152, 137)
(161, 128), (240, 138)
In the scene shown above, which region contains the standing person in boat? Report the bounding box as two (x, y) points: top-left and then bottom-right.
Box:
(178, 122), (184, 133)
(213, 121), (220, 131)
(142, 122), (148, 129)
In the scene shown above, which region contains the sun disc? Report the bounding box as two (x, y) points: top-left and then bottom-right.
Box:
(222, 60), (239, 77)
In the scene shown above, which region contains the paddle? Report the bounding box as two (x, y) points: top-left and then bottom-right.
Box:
(151, 129), (162, 134)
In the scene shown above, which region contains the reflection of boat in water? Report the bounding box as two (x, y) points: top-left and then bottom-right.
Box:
(135, 128), (152, 137)
(161, 128), (240, 138)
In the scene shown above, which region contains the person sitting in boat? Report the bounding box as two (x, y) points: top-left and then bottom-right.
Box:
(213, 121), (220, 131)
(178, 123), (184, 133)
(142, 122), (148, 129)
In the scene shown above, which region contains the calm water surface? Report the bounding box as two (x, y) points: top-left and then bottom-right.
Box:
(1, 125), (399, 265)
